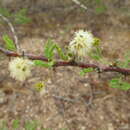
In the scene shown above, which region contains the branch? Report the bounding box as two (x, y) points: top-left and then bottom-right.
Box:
(71, 0), (87, 10)
(0, 47), (130, 75)
(0, 14), (20, 52)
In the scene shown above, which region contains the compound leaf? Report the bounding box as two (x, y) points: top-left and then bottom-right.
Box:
(80, 68), (94, 76)
(2, 34), (16, 51)
(34, 60), (55, 68)
(109, 78), (130, 90)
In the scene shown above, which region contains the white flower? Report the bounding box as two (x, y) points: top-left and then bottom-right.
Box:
(9, 57), (34, 81)
(69, 30), (94, 58)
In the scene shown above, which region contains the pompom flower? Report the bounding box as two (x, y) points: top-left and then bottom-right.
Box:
(69, 30), (94, 58)
(9, 57), (34, 81)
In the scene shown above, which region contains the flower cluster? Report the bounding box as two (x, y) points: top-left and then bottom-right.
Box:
(9, 57), (33, 81)
(69, 30), (94, 58)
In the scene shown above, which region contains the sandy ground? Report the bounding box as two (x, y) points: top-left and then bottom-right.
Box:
(0, 6), (130, 130)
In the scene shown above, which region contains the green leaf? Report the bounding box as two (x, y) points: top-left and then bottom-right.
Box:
(25, 121), (37, 130)
(95, 0), (102, 4)
(80, 68), (94, 76)
(13, 8), (31, 24)
(109, 78), (130, 90)
(44, 39), (56, 60)
(41, 128), (52, 130)
(95, 5), (107, 14)
(55, 45), (68, 60)
(0, 8), (11, 17)
(12, 120), (20, 129)
(44, 39), (68, 60)
(34, 60), (55, 68)
(2, 34), (16, 51)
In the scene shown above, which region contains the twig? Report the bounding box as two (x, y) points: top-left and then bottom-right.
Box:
(53, 95), (79, 103)
(85, 87), (93, 106)
(71, 0), (87, 10)
(0, 46), (130, 75)
(0, 14), (20, 52)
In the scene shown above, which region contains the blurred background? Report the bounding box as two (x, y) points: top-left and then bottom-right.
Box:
(0, 0), (130, 129)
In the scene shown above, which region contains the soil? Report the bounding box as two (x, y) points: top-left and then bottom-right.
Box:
(0, 4), (130, 130)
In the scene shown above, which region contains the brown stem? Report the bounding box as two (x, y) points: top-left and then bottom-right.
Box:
(0, 47), (130, 75)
